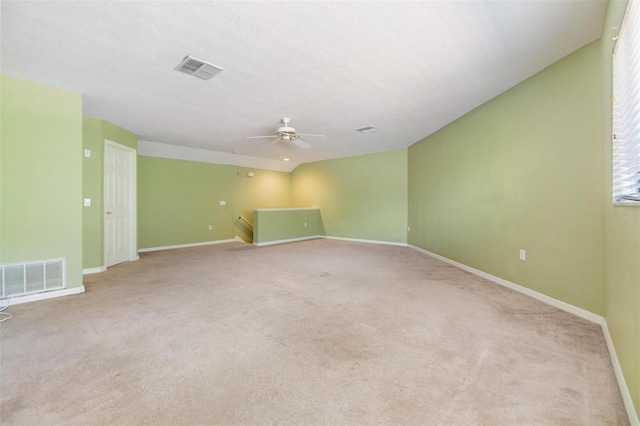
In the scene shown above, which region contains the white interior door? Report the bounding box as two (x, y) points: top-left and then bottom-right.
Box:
(104, 141), (135, 267)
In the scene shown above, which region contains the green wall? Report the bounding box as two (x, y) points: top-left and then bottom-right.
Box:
(82, 117), (137, 269)
(602, 0), (640, 416)
(254, 208), (323, 245)
(138, 156), (291, 248)
(0, 75), (83, 288)
(291, 149), (408, 244)
(82, 118), (102, 269)
(408, 41), (604, 314)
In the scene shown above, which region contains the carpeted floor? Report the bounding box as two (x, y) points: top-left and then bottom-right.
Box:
(0, 239), (629, 425)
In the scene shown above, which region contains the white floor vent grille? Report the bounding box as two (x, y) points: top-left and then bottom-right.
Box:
(1, 259), (65, 298)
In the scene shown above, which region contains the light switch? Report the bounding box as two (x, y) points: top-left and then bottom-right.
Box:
(84, 149), (91, 158)
(220, 200), (226, 206)
(83, 198), (91, 207)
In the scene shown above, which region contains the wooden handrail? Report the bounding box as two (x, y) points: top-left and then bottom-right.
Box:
(238, 215), (253, 230)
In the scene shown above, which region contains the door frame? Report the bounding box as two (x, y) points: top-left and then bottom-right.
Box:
(104, 139), (138, 266)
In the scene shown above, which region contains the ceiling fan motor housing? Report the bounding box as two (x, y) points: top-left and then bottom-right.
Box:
(277, 126), (297, 139)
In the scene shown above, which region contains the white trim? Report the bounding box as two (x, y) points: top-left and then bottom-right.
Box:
(138, 140), (298, 173)
(255, 207), (319, 211)
(407, 243), (639, 425)
(104, 140), (138, 266)
(0, 257), (65, 268)
(253, 235), (407, 247)
(253, 235), (323, 246)
(8, 286), (85, 305)
(326, 236), (408, 247)
(602, 320), (640, 425)
(138, 238), (241, 253)
(407, 245), (603, 324)
(83, 266), (106, 275)
(612, 202), (640, 207)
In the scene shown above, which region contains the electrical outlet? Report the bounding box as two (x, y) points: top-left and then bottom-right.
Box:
(83, 198), (91, 207)
(519, 249), (526, 261)
(208, 225), (212, 231)
(84, 149), (91, 158)
(220, 200), (226, 206)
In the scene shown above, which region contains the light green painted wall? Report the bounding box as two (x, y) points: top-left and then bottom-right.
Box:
(408, 41), (604, 314)
(0, 75), (83, 288)
(82, 117), (102, 269)
(602, 0), (640, 415)
(254, 209), (323, 244)
(138, 156), (291, 248)
(291, 149), (408, 244)
(102, 121), (138, 151)
(82, 117), (137, 269)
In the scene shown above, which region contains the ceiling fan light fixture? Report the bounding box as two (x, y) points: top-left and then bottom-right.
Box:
(246, 117), (323, 150)
(355, 126), (380, 133)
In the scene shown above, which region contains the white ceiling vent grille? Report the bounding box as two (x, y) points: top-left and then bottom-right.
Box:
(174, 56), (223, 80)
(355, 126), (380, 134)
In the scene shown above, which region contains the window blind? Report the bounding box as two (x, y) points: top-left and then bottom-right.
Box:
(613, 0), (640, 203)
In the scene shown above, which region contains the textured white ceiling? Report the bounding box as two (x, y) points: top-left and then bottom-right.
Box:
(1, 1), (607, 167)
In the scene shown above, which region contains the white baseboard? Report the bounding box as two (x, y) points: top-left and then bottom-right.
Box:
(325, 236), (408, 247)
(83, 266), (106, 275)
(408, 244), (638, 424)
(138, 238), (241, 253)
(408, 244), (602, 323)
(253, 235), (323, 247)
(602, 320), (640, 425)
(253, 235), (407, 248)
(7, 286), (85, 306)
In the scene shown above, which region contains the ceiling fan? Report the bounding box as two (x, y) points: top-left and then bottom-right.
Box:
(246, 117), (326, 149)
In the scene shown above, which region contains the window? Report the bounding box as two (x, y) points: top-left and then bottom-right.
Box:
(612, 0), (640, 203)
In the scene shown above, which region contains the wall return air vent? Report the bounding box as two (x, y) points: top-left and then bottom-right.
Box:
(1, 258), (65, 298)
(174, 56), (223, 80)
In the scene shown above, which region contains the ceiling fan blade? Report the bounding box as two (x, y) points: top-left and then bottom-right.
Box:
(296, 134), (326, 138)
(246, 135), (278, 139)
(292, 138), (311, 149)
(262, 138), (282, 149)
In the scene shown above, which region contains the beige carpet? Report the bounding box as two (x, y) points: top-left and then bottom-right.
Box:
(0, 239), (628, 425)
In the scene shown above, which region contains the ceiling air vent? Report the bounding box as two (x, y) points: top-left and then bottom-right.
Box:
(355, 126), (380, 133)
(174, 55), (223, 80)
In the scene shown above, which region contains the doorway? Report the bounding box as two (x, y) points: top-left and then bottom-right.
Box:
(104, 140), (138, 267)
